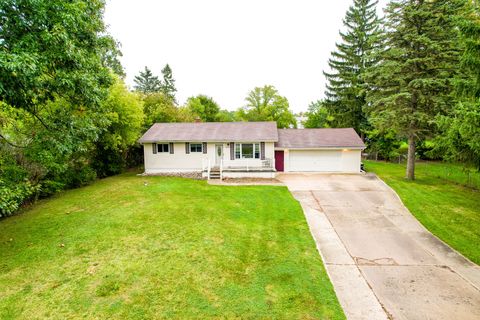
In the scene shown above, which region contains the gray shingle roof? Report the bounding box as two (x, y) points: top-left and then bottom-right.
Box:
(138, 121), (279, 143)
(275, 128), (365, 149)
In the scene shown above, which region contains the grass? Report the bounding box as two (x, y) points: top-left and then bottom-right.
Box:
(364, 160), (480, 265)
(414, 161), (480, 189)
(0, 173), (344, 320)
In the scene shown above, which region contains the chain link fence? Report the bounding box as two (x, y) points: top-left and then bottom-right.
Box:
(363, 155), (480, 190)
(415, 161), (480, 190)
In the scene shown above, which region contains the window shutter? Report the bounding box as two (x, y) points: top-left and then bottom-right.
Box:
(230, 142), (235, 160)
(169, 143), (174, 154)
(152, 143), (157, 154)
(260, 142), (265, 160)
(185, 142), (190, 154)
(202, 142), (207, 154)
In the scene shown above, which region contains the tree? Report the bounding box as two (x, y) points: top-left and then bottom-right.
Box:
(143, 93), (182, 128)
(304, 100), (333, 128)
(0, 0), (115, 133)
(216, 109), (237, 122)
(160, 64), (177, 103)
(433, 0), (480, 168)
(0, 1), (147, 216)
(185, 95), (220, 122)
(323, 0), (383, 138)
(365, 0), (465, 179)
(93, 77), (144, 177)
(237, 85), (296, 128)
(133, 67), (161, 94)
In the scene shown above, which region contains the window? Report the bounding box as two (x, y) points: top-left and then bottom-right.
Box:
(190, 143), (202, 153)
(235, 143), (260, 159)
(235, 143), (241, 159)
(157, 143), (169, 153)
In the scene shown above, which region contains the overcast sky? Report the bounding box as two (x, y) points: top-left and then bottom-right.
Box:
(104, 0), (387, 113)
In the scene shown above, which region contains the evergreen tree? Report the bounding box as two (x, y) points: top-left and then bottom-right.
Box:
(160, 64), (177, 103)
(133, 66), (161, 94)
(323, 0), (383, 138)
(365, 0), (465, 180)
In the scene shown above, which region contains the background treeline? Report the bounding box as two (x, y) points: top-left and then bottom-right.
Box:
(1, 0), (479, 216)
(0, 0), (297, 217)
(304, 0), (480, 179)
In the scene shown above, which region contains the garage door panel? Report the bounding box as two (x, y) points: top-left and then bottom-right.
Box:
(289, 150), (342, 172)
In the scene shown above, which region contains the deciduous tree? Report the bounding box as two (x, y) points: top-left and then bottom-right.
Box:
(433, 0), (480, 168)
(143, 93), (181, 128)
(304, 100), (333, 128)
(185, 95), (220, 122)
(237, 85), (296, 128)
(93, 77), (144, 177)
(0, 0), (116, 129)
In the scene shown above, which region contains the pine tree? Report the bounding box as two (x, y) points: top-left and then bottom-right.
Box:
(323, 0), (383, 138)
(365, 0), (465, 179)
(133, 66), (161, 94)
(160, 64), (177, 103)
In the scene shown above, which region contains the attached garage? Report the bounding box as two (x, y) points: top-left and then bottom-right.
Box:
(275, 128), (365, 173)
(289, 150), (341, 172)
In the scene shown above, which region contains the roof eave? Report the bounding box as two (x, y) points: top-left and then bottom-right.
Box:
(274, 146), (366, 150)
(138, 139), (279, 144)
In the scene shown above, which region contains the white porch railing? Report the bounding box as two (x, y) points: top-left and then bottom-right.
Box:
(202, 158), (212, 180)
(220, 159), (223, 180)
(222, 158), (273, 171)
(207, 159), (211, 180)
(202, 158), (273, 178)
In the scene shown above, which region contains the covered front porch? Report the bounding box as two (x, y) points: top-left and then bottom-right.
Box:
(202, 158), (276, 180)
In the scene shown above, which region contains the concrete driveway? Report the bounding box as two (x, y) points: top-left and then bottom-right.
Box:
(277, 173), (480, 320)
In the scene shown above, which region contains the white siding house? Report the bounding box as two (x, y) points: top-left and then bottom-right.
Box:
(138, 122), (365, 179)
(143, 141), (276, 178)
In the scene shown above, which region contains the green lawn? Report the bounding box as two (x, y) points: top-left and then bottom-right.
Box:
(413, 161), (480, 189)
(364, 160), (480, 265)
(0, 173), (344, 320)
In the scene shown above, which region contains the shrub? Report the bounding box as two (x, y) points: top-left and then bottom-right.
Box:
(0, 179), (39, 218)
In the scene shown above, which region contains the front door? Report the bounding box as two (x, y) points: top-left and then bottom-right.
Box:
(215, 144), (223, 166)
(275, 150), (284, 172)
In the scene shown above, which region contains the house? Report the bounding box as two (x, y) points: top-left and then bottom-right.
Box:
(138, 121), (365, 179)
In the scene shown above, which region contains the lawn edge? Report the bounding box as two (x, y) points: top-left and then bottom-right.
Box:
(372, 172), (480, 273)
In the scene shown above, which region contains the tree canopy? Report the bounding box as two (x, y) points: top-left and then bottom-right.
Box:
(303, 100), (332, 129)
(185, 95), (221, 122)
(237, 85), (297, 128)
(433, 0), (480, 168)
(0, 0), (116, 123)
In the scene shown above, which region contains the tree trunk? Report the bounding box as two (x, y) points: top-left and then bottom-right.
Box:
(406, 135), (416, 180)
